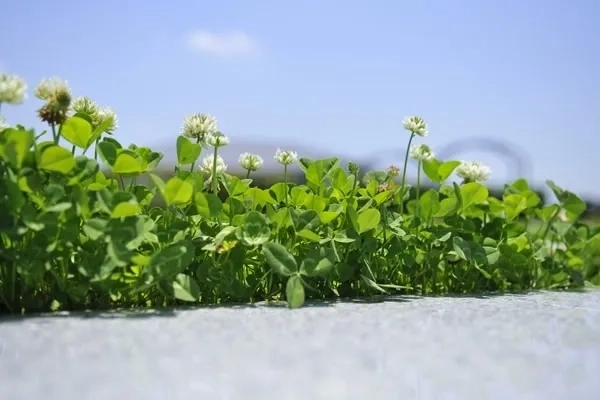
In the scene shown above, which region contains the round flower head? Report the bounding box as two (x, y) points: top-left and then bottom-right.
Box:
(387, 165), (400, 177)
(206, 132), (230, 148)
(35, 77), (71, 104)
(239, 152), (264, 172)
(96, 106), (119, 133)
(200, 154), (227, 175)
(0, 73), (28, 104)
(182, 113), (217, 142)
(402, 116), (428, 137)
(274, 148), (298, 166)
(71, 96), (99, 119)
(409, 144), (435, 162)
(455, 161), (491, 182)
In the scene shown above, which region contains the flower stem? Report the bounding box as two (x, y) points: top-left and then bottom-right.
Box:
(51, 123), (58, 144)
(211, 146), (219, 194)
(283, 164), (289, 207)
(399, 133), (415, 215)
(415, 161), (422, 217)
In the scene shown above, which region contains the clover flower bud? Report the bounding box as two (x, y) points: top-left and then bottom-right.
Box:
(456, 161), (491, 183)
(71, 96), (99, 119)
(96, 106), (119, 133)
(402, 116), (428, 137)
(35, 77), (71, 104)
(0, 73), (28, 104)
(206, 132), (230, 148)
(274, 148), (298, 166)
(182, 113), (217, 142)
(387, 165), (401, 177)
(348, 161), (360, 176)
(409, 144), (435, 162)
(239, 152), (264, 172)
(200, 155), (227, 175)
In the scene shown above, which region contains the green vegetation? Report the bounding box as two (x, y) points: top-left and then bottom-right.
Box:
(1, 74), (599, 315)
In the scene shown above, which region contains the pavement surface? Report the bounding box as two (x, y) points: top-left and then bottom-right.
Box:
(1, 290), (600, 400)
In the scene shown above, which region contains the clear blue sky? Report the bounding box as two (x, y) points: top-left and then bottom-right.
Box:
(2, 0), (599, 201)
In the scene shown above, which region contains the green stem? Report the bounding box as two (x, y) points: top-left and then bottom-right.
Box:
(94, 138), (100, 161)
(211, 146), (219, 194)
(283, 164), (289, 207)
(399, 133), (415, 215)
(415, 161), (422, 218)
(538, 206), (561, 240)
(57, 123), (64, 143)
(51, 123), (58, 143)
(128, 176), (136, 192)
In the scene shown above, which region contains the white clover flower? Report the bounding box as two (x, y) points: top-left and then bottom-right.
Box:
(543, 239), (567, 253)
(409, 144), (435, 162)
(456, 161), (491, 182)
(182, 113), (217, 141)
(206, 132), (230, 148)
(71, 96), (99, 118)
(557, 208), (570, 222)
(274, 148), (298, 166)
(200, 155), (227, 175)
(35, 77), (71, 101)
(0, 73), (28, 104)
(96, 106), (119, 133)
(402, 116), (428, 137)
(239, 152), (264, 172)
(0, 115), (8, 130)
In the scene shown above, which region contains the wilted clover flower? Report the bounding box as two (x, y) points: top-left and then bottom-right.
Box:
(96, 106), (119, 133)
(409, 144), (435, 162)
(71, 96), (99, 118)
(402, 116), (428, 137)
(206, 132), (230, 148)
(182, 113), (217, 142)
(377, 182), (393, 193)
(0, 73), (28, 104)
(274, 148), (298, 166)
(456, 161), (491, 182)
(239, 152), (263, 172)
(200, 154), (227, 175)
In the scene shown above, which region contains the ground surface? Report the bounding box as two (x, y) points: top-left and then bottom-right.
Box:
(1, 291), (599, 400)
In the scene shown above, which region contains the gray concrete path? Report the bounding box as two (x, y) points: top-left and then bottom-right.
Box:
(1, 291), (600, 400)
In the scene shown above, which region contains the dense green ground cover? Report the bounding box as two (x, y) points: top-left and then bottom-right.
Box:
(1, 74), (599, 314)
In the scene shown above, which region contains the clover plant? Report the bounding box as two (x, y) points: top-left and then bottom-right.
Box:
(0, 72), (598, 314)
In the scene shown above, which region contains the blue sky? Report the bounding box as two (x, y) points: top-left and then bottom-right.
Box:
(2, 0), (599, 201)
